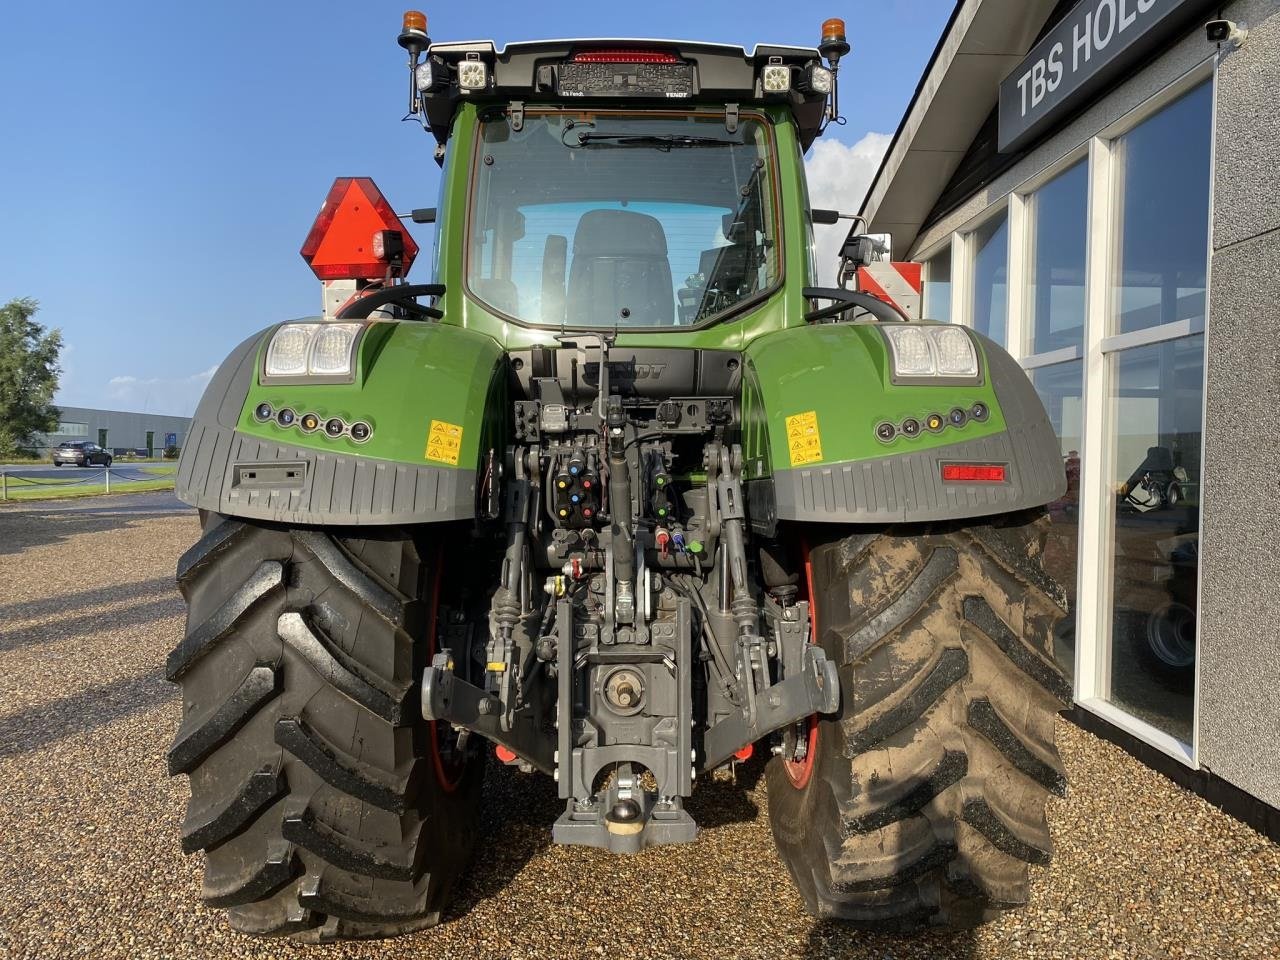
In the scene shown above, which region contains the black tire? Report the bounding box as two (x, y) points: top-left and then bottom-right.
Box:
(167, 517), (484, 941)
(766, 508), (1070, 930)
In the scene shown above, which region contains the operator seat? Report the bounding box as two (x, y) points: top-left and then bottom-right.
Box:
(566, 209), (674, 326)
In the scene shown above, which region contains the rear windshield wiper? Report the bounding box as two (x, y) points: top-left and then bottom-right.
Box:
(570, 132), (737, 150)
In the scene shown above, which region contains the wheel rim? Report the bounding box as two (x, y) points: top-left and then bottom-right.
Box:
(783, 542), (820, 789)
(1146, 601), (1197, 667)
(426, 543), (468, 792)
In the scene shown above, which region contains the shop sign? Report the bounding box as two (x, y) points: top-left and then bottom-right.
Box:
(999, 0), (1216, 152)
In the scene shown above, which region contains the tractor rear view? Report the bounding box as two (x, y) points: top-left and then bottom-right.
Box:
(167, 11), (1070, 941)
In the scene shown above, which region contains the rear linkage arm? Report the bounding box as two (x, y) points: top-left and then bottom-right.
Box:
(701, 443), (840, 769)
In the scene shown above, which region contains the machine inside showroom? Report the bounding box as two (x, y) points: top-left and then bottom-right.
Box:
(166, 11), (1073, 942)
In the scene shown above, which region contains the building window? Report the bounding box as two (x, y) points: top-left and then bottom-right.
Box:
(57, 422), (88, 437)
(1110, 82), (1213, 335)
(1026, 160), (1087, 354)
(1096, 79), (1212, 746)
(922, 246), (951, 322)
(1104, 336), (1203, 743)
(969, 210), (1008, 345)
(1030, 360), (1084, 676)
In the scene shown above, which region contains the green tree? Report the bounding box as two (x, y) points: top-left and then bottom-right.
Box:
(0, 298), (63, 458)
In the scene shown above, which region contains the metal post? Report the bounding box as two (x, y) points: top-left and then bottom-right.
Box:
(105, 467), (110, 495)
(2, 471), (7, 501)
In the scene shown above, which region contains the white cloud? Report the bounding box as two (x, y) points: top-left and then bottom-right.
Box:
(103, 366), (217, 417)
(804, 132), (892, 285)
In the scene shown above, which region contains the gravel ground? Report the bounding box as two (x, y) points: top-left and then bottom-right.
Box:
(0, 505), (1277, 960)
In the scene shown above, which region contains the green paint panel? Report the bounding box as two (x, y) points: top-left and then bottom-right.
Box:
(742, 324), (1006, 478)
(237, 320), (505, 469)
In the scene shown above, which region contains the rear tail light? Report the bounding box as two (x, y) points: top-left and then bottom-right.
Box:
(941, 463), (1008, 483)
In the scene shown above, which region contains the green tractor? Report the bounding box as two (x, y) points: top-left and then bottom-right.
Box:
(168, 12), (1070, 941)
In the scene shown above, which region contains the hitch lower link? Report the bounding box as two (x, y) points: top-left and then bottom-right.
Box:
(420, 653), (554, 775)
(702, 639), (840, 770)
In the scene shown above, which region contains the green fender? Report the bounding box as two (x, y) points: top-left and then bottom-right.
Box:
(175, 320), (505, 525)
(740, 323), (1065, 529)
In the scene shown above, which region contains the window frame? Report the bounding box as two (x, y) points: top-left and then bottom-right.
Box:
(1071, 60), (1216, 766)
(1013, 147), (1090, 364)
(461, 107), (786, 333)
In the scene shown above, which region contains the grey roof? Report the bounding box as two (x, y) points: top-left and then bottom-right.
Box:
(858, 0), (1061, 254)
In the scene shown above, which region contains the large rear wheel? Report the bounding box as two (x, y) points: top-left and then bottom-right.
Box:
(167, 517), (484, 941)
(766, 509), (1070, 929)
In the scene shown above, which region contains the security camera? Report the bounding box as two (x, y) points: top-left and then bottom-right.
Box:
(1206, 19), (1248, 47)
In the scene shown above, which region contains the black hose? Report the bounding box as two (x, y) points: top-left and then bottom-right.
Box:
(335, 283), (446, 320)
(802, 287), (908, 324)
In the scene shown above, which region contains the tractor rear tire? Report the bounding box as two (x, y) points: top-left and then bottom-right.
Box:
(167, 517), (483, 941)
(766, 509), (1070, 930)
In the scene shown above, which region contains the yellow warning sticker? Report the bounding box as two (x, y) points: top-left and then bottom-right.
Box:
(424, 419), (463, 465)
(785, 410), (823, 466)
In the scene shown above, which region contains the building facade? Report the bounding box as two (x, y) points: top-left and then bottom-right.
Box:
(38, 406), (192, 456)
(860, 0), (1279, 823)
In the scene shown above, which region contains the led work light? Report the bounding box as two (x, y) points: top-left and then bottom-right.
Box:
(457, 57), (489, 92)
(881, 326), (980, 379)
(761, 60), (791, 93)
(264, 322), (366, 380)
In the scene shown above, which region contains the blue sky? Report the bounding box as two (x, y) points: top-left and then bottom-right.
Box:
(0, 1), (953, 416)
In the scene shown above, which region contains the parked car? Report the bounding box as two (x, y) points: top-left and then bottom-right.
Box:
(52, 441), (113, 467)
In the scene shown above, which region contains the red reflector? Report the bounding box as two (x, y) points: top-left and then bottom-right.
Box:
(941, 463), (1008, 483)
(573, 49), (681, 64)
(300, 177), (418, 281)
(495, 745), (517, 763)
(734, 745), (754, 762)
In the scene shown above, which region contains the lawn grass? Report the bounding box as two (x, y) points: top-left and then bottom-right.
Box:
(0, 477), (176, 502)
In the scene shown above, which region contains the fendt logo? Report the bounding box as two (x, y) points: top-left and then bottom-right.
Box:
(583, 361), (669, 381)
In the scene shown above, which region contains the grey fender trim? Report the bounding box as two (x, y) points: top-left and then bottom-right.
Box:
(751, 337), (1066, 528)
(176, 419), (476, 526)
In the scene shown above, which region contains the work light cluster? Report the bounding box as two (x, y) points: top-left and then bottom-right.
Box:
(881, 325), (981, 379)
(253, 402), (373, 444)
(264, 322), (365, 379)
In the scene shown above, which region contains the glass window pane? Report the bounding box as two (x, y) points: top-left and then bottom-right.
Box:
(468, 113), (780, 328)
(923, 246), (951, 322)
(1030, 360), (1084, 676)
(1111, 82), (1212, 335)
(1105, 335), (1203, 743)
(970, 211), (1008, 345)
(1027, 161), (1087, 354)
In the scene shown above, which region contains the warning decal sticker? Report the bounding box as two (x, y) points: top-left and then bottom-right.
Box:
(785, 410), (823, 466)
(425, 419), (463, 465)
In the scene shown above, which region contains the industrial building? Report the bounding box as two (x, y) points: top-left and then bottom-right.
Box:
(37, 406), (192, 457)
(859, 0), (1279, 832)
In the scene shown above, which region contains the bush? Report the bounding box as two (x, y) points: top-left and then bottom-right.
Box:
(164, 445), (180, 459)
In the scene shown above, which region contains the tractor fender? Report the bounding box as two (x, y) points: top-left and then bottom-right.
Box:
(740, 323), (1065, 531)
(176, 319), (505, 525)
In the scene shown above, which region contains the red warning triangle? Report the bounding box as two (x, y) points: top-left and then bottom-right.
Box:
(300, 177), (419, 280)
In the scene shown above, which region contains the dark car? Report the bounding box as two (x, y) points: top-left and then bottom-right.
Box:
(52, 441), (113, 467)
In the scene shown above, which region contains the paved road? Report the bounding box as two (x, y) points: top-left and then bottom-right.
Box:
(0, 463), (170, 482)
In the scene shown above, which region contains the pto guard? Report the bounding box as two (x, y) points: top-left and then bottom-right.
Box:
(175, 320), (504, 526)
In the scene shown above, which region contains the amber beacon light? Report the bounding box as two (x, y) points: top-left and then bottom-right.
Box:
(402, 10), (428, 38)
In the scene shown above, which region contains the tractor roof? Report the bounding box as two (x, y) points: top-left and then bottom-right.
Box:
(419, 38), (830, 151)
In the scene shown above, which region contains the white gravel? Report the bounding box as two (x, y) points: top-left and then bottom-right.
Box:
(0, 505), (1276, 960)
